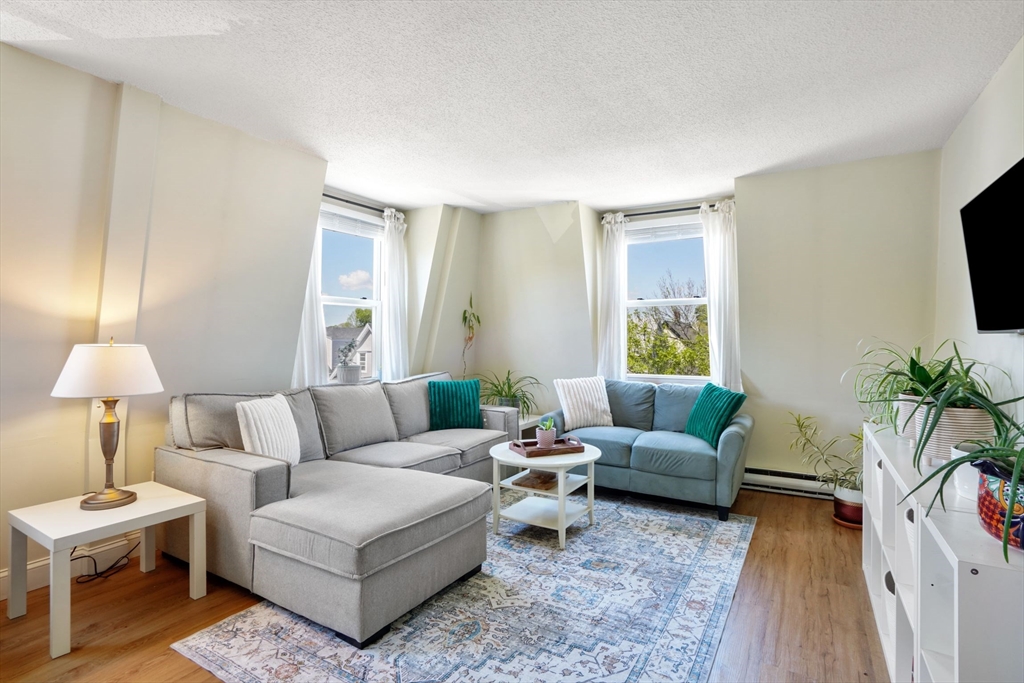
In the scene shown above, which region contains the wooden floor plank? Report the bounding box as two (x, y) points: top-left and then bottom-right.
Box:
(1, 490), (887, 682)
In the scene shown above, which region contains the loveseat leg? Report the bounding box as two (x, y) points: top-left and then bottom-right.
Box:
(335, 624), (390, 650)
(717, 506), (730, 521)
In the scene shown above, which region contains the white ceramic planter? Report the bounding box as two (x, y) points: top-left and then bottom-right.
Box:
(536, 428), (556, 449)
(951, 444), (981, 501)
(914, 406), (993, 466)
(894, 393), (920, 441)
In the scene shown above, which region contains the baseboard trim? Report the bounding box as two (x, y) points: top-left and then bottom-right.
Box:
(0, 531), (141, 601)
(742, 469), (832, 499)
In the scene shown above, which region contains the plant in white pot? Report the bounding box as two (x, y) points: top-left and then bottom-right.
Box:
(536, 416), (557, 449)
(330, 338), (361, 384)
(906, 396), (1022, 560)
(788, 414), (864, 527)
(846, 340), (955, 440)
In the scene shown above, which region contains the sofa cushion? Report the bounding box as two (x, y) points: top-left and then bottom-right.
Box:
(630, 430), (718, 480)
(329, 442), (460, 475)
(170, 390), (326, 462)
(605, 379), (656, 431)
(383, 372), (451, 440)
(554, 376), (614, 431)
(428, 379), (483, 430)
(404, 428), (508, 468)
(566, 426), (644, 468)
(253, 460), (490, 580)
(311, 381), (399, 455)
(685, 383), (747, 447)
(236, 395), (302, 466)
(652, 384), (703, 433)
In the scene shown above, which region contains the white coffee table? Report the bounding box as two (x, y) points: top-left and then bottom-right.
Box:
(490, 441), (601, 549)
(6, 481), (206, 658)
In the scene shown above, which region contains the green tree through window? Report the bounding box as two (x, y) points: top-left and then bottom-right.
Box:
(626, 272), (710, 376)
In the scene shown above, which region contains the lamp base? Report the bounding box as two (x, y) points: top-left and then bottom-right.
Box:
(80, 487), (137, 511)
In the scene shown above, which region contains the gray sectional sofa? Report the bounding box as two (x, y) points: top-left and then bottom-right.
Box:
(154, 371), (517, 647)
(540, 379), (754, 520)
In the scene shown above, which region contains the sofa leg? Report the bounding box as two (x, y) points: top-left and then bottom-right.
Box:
(459, 564), (482, 582)
(717, 506), (730, 522)
(335, 623), (390, 649)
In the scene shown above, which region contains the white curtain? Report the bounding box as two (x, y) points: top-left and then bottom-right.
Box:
(380, 208), (409, 382)
(291, 227), (330, 388)
(700, 199), (743, 391)
(596, 212), (628, 379)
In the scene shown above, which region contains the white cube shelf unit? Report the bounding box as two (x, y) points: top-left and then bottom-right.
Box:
(862, 424), (1023, 683)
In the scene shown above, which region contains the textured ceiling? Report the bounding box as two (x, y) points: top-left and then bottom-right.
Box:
(2, 1), (1022, 212)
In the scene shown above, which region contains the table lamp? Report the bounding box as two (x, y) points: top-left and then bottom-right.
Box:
(51, 339), (164, 510)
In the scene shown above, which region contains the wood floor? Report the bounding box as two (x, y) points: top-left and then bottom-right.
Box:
(0, 490), (887, 683)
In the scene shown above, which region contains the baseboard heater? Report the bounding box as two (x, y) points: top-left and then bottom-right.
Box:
(742, 468), (832, 499)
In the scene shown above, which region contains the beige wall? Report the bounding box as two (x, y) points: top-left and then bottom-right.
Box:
(474, 202), (600, 414)
(0, 44), (117, 575)
(734, 151), (941, 473)
(127, 103), (327, 484)
(0, 45), (326, 589)
(934, 37), (1023, 416)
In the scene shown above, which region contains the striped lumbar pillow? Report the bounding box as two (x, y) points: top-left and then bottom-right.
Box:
(428, 379), (483, 430)
(236, 394), (302, 466)
(685, 383), (747, 447)
(554, 376), (614, 432)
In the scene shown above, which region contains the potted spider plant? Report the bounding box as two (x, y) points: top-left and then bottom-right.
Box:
(788, 414), (864, 527)
(479, 370), (541, 418)
(906, 400), (1022, 560)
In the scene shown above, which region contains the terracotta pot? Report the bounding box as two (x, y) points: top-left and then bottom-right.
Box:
(973, 460), (1023, 551)
(914, 406), (993, 466)
(536, 428), (556, 448)
(834, 486), (863, 526)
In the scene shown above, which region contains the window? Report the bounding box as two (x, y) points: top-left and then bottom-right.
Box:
(318, 204), (383, 378)
(625, 216), (709, 380)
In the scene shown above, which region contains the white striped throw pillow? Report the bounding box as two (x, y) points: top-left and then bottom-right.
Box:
(553, 376), (614, 431)
(236, 394), (301, 466)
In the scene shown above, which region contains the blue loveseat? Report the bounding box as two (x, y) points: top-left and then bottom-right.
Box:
(539, 379), (754, 520)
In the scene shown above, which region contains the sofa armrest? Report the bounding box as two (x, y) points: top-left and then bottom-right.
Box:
(716, 414), (755, 509)
(481, 405), (519, 442)
(539, 409), (566, 436)
(154, 446), (289, 589)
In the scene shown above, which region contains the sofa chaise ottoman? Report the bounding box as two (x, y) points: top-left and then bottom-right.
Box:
(540, 379), (754, 520)
(154, 372), (517, 646)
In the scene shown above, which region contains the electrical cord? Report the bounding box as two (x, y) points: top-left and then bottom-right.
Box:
(70, 541), (140, 583)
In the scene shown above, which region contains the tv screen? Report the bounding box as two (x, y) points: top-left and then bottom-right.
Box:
(959, 157), (1024, 333)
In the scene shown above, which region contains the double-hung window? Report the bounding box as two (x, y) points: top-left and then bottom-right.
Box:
(625, 214), (710, 381)
(318, 204), (383, 378)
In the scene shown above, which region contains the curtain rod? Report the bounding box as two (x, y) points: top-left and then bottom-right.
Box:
(322, 192), (385, 214)
(623, 205), (701, 218)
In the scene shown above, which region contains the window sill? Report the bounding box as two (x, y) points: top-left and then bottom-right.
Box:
(626, 374), (710, 386)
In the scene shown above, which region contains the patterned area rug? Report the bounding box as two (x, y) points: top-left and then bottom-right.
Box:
(172, 492), (755, 682)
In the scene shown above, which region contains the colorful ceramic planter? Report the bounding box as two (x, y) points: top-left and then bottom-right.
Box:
(833, 486), (863, 527)
(973, 460), (1024, 551)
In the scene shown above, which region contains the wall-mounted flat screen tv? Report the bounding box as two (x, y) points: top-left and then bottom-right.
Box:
(959, 157), (1023, 334)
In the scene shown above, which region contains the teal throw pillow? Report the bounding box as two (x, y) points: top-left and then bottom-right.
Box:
(685, 383), (746, 447)
(428, 379), (483, 430)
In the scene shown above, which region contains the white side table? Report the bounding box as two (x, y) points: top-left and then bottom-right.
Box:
(490, 442), (602, 549)
(6, 481), (206, 658)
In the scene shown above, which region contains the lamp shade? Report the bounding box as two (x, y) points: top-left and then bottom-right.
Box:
(51, 344), (164, 398)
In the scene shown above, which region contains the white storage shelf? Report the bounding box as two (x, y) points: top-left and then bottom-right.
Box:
(861, 424), (1023, 683)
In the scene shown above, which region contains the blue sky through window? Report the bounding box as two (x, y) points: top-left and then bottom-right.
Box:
(321, 230), (374, 300)
(627, 237), (705, 299)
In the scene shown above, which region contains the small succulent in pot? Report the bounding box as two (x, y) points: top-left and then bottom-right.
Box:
(536, 416), (557, 448)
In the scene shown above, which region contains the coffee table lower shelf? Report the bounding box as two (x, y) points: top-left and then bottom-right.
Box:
(499, 496), (590, 530)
